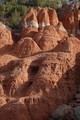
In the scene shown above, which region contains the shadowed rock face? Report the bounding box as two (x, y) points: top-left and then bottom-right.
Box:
(0, 103), (31, 120)
(57, 4), (80, 35)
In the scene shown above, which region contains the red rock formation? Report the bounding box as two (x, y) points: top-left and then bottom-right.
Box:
(13, 37), (41, 57)
(48, 8), (59, 26)
(22, 7), (59, 29)
(53, 36), (80, 54)
(0, 103), (31, 120)
(56, 22), (68, 39)
(22, 8), (38, 29)
(58, 7), (79, 35)
(37, 8), (50, 28)
(21, 27), (38, 38)
(0, 22), (13, 48)
(0, 7), (80, 120)
(33, 26), (61, 51)
(0, 53), (77, 120)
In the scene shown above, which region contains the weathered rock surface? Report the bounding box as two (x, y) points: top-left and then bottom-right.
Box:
(22, 8), (38, 29)
(22, 7), (59, 29)
(58, 5), (79, 35)
(33, 26), (61, 51)
(13, 37), (41, 57)
(37, 8), (50, 27)
(0, 22), (13, 48)
(21, 27), (38, 39)
(55, 22), (68, 39)
(0, 6), (80, 120)
(0, 52), (77, 120)
(53, 36), (80, 54)
(11, 7), (69, 57)
(0, 102), (31, 120)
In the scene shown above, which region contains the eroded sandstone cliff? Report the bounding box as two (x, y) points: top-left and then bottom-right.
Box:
(0, 6), (80, 120)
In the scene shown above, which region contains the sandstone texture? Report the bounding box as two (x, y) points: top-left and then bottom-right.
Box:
(0, 22), (13, 49)
(57, 3), (80, 35)
(0, 53), (77, 120)
(0, 6), (80, 120)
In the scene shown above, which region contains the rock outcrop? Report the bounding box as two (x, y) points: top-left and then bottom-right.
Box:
(55, 22), (68, 39)
(21, 27), (38, 39)
(0, 22), (13, 48)
(22, 8), (38, 29)
(0, 52), (77, 120)
(13, 37), (41, 57)
(33, 26), (61, 51)
(22, 7), (59, 29)
(53, 36), (80, 54)
(58, 4), (79, 35)
(11, 7), (68, 57)
(0, 6), (80, 120)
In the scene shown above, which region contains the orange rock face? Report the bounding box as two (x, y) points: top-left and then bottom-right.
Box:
(55, 22), (68, 39)
(0, 7), (80, 120)
(0, 22), (13, 48)
(13, 37), (41, 57)
(53, 36), (80, 54)
(22, 7), (59, 29)
(21, 27), (38, 38)
(48, 8), (59, 26)
(22, 8), (38, 29)
(37, 8), (50, 27)
(0, 53), (77, 120)
(33, 26), (61, 51)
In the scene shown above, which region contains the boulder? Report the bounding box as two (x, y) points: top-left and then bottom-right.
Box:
(49, 104), (76, 120)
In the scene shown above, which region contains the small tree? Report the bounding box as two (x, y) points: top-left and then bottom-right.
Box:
(8, 10), (21, 28)
(34, 0), (46, 7)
